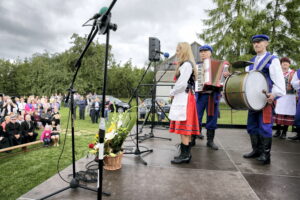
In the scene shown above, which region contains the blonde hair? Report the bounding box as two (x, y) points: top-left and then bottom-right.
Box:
(175, 42), (197, 79)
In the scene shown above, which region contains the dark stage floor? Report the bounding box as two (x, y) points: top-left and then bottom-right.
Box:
(18, 127), (300, 200)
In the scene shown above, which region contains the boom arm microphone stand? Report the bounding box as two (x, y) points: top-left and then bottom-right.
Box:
(123, 61), (154, 165)
(139, 57), (172, 142)
(37, 1), (119, 199)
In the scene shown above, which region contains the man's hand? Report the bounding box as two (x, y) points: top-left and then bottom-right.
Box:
(266, 93), (275, 104)
(28, 132), (33, 136)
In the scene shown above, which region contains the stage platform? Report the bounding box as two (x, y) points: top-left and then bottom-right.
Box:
(18, 127), (300, 200)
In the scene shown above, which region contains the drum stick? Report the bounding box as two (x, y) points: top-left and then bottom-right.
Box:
(262, 89), (269, 97)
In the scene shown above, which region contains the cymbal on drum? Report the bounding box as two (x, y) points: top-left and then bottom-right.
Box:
(232, 61), (254, 68)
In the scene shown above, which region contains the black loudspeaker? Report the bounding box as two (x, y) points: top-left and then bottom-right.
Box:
(149, 37), (160, 61)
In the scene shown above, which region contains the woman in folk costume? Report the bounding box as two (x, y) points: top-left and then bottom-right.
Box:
(169, 42), (200, 164)
(273, 57), (296, 139)
(290, 69), (300, 140)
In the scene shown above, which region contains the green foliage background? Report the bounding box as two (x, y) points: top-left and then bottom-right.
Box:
(199, 0), (300, 66)
(0, 34), (154, 98)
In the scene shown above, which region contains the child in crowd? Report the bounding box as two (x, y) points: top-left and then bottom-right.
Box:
(40, 125), (52, 147)
(51, 120), (60, 147)
(52, 107), (60, 125)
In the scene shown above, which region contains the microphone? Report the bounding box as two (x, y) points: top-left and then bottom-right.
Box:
(88, 7), (108, 21)
(155, 50), (169, 58)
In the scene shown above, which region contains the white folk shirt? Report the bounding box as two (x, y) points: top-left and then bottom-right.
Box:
(291, 72), (300, 91)
(275, 69), (296, 115)
(245, 52), (286, 97)
(169, 62), (192, 121)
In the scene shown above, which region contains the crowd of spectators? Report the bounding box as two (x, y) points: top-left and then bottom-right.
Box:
(0, 92), (118, 150)
(70, 93), (112, 123)
(0, 94), (62, 150)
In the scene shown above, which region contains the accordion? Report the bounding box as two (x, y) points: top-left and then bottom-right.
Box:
(196, 59), (229, 92)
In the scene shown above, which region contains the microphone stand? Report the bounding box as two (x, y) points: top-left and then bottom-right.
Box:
(37, 1), (119, 199)
(123, 61), (154, 165)
(95, 0), (118, 200)
(139, 60), (171, 142)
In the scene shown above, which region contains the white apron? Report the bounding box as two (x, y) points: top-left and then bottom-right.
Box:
(275, 94), (296, 116)
(169, 92), (188, 121)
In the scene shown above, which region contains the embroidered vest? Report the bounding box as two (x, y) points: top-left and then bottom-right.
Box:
(284, 70), (295, 94)
(248, 52), (276, 92)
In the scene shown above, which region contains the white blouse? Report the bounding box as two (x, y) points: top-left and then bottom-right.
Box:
(170, 62), (192, 96)
(291, 71), (300, 91)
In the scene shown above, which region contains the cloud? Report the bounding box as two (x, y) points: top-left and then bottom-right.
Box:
(0, 0), (213, 66)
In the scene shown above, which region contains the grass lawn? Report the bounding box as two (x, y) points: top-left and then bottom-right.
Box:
(0, 102), (248, 200)
(0, 107), (98, 200)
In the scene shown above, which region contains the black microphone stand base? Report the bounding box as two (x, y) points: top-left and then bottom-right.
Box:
(138, 110), (171, 143)
(139, 133), (172, 143)
(38, 178), (110, 200)
(124, 147), (153, 165)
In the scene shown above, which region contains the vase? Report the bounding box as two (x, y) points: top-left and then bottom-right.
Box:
(103, 152), (124, 170)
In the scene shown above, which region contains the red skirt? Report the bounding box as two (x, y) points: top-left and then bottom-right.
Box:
(169, 92), (200, 135)
(274, 114), (294, 126)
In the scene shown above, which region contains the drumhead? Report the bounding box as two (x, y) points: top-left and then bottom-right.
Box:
(244, 71), (268, 110)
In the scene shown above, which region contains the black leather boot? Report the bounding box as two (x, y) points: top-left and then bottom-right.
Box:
(196, 127), (204, 140)
(280, 125), (288, 139)
(206, 129), (218, 150)
(288, 128), (300, 140)
(273, 124), (281, 137)
(174, 143), (183, 159)
(171, 143), (191, 164)
(190, 135), (196, 147)
(257, 136), (272, 165)
(243, 134), (261, 158)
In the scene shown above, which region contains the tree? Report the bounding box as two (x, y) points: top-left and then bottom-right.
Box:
(199, 0), (256, 62)
(1, 33), (153, 97)
(200, 0), (300, 65)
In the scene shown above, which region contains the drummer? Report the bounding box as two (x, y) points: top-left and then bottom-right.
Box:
(273, 57), (296, 139)
(243, 34), (285, 165)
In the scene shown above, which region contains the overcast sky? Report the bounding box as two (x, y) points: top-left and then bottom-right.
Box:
(0, 0), (214, 67)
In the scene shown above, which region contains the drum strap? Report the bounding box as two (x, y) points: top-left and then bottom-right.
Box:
(257, 55), (273, 71)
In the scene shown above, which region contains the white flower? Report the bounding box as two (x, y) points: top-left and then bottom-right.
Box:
(105, 131), (116, 140)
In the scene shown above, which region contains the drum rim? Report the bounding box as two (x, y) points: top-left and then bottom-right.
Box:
(223, 74), (236, 109)
(223, 73), (248, 110)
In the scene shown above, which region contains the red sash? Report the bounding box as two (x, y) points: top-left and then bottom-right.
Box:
(263, 104), (273, 124)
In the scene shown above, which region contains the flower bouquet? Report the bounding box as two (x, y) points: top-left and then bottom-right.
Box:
(88, 107), (136, 170)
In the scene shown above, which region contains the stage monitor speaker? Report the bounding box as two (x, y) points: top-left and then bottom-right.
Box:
(149, 37), (160, 61)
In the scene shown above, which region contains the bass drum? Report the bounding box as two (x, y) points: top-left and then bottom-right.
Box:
(223, 71), (268, 111)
